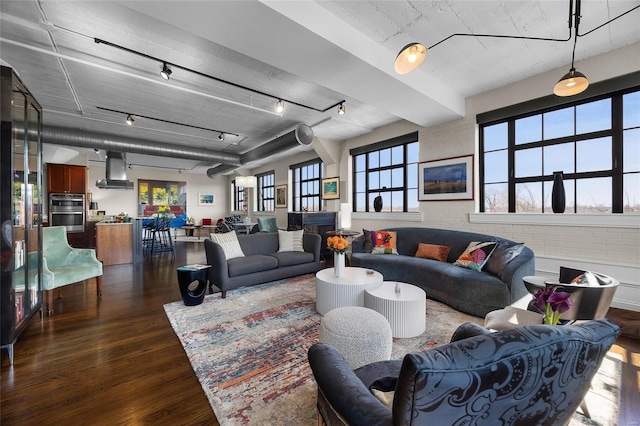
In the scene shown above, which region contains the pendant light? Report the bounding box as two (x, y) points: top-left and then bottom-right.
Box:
(394, 42), (427, 75)
(553, 0), (588, 97)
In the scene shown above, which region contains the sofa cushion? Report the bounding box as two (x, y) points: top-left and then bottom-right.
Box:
(484, 241), (525, 279)
(227, 254), (278, 277)
(414, 243), (451, 262)
(278, 229), (305, 252)
(210, 232), (245, 260)
(269, 251), (315, 267)
(453, 241), (498, 271)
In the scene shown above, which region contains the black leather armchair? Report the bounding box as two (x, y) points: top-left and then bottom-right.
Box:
(308, 319), (620, 426)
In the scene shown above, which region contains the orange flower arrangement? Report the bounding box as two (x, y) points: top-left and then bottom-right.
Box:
(327, 236), (349, 254)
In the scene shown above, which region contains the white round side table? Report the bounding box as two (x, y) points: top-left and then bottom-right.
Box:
(365, 281), (426, 338)
(315, 267), (383, 315)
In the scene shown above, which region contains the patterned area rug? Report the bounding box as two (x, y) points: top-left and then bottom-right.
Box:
(163, 274), (620, 426)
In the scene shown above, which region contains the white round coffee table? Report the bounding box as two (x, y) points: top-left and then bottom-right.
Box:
(315, 267), (383, 315)
(364, 282), (426, 338)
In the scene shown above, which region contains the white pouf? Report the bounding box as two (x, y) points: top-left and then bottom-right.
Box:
(319, 306), (393, 369)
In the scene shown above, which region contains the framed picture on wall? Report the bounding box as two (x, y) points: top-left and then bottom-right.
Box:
(321, 177), (340, 200)
(198, 193), (215, 205)
(275, 184), (287, 208)
(418, 155), (473, 201)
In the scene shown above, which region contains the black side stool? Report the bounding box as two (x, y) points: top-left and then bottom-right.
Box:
(176, 265), (211, 306)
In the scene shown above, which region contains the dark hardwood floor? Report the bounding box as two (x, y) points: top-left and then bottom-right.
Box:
(1, 242), (639, 425)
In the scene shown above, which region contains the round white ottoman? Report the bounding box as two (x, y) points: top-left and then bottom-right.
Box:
(319, 306), (392, 369)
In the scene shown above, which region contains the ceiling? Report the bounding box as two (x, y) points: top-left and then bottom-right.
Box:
(1, 1), (638, 176)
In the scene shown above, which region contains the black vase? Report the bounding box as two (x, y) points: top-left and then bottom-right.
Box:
(551, 171), (565, 213)
(373, 196), (383, 212)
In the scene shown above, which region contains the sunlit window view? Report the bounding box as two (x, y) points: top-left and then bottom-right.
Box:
(257, 172), (275, 212)
(292, 159), (323, 212)
(481, 89), (639, 213)
(352, 133), (419, 212)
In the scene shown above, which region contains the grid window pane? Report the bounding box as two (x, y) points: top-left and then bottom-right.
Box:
(380, 169), (391, 188)
(391, 146), (404, 165)
(484, 183), (508, 212)
(355, 154), (366, 172)
(355, 171), (366, 192)
(543, 107), (574, 140)
(624, 129), (640, 172)
(369, 171), (379, 189)
(484, 150), (508, 183)
(484, 123), (508, 151)
(576, 137), (611, 173)
(576, 177), (612, 213)
(380, 148), (391, 167)
(407, 189), (419, 211)
(623, 173), (640, 212)
(515, 115), (541, 145)
(544, 143), (575, 175)
(515, 147), (542, 177)
(369, 151), (379, 168)
(515, 182), (542, 213)
(623, 91), (640, 128)
(407, 163), (418, 189)
(576, 99), (611, 134)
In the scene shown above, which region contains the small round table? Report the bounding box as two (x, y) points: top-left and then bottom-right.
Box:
(315, 267), (383, 315)
(365, 282), (426, 338)
(176, 265), (211, 306)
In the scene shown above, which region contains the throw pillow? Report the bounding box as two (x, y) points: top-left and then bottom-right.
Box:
(362, 229), (375, 253)
(414, 243), (451, 262)
(277, 229), (305, 252)
(371, 389), (394, 409)
(209, 231), (245, 260)
(453, 241), (498, 272)
(483, 241), (525, 279)
(371, 230), (398, 255)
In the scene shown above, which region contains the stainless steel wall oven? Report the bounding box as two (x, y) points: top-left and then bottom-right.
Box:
(49, 193), (85, 232)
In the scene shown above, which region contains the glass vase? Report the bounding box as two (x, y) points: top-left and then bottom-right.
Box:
(334, 252), (345, 278)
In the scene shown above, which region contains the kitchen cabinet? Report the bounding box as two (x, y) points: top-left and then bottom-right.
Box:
(96, 223), (133, 266)
(1, 66), (43, 365)
(47, 163), (86, 194)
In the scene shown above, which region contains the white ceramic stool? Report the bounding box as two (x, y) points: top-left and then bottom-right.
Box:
(319, 306), (392, 369)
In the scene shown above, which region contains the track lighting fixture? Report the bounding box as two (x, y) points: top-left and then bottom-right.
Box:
(94, 38), (345, 114)
(276, 100), (285, 114)
(393, 0), (638, 97)
(94, 148), (100, 154)
(160, 62), (172, 80)
(338, 103), (345, 115)
(218, 133), (225, 142)
(97, 107), (238, 138)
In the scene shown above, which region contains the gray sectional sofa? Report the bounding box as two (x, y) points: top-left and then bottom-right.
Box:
(350, 227), (535, 317)
(204, 232), (321, 298)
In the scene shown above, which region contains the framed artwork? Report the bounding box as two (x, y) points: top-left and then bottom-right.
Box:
(97, 210), (106, 216)
(198, 193), (215, 205)
(321, 177), (340, 200)
(275, 184), (287, 208)
(418, 155), (473, 201)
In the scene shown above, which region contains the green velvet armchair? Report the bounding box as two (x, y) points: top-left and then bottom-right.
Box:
(42, 226), (103, 315)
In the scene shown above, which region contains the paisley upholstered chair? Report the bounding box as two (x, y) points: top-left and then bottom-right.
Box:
(308, 319), (619, 426)
(42, 226), (103, 315)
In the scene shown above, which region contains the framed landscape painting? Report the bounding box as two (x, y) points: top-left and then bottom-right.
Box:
(418, 155), (473, 201)
(275, 184), (287, 208)
(321, 177), (340, 200)
(198, 193), (215, 205)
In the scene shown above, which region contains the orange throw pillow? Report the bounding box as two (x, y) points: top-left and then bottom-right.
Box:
(414, 243), (451, 262)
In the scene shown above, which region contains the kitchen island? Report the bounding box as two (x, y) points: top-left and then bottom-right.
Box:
(95, 222), (133, 266)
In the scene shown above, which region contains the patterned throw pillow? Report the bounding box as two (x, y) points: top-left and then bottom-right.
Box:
(453, 241), (498, 271)
(371, 231), (398, 255)
(484, 241), (525, 279)
(277, 229), (305, 252)
(209, 231), (245, 260)
(414, 243), (451, 262)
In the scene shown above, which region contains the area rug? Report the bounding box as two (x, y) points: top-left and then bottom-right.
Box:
(163, 274), (621, 426)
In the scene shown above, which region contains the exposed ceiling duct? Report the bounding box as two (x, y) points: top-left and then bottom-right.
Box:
(42, 126), (242, 166)
(238, 124), (314, 164)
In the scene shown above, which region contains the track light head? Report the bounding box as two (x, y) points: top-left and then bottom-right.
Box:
(276, 100), (285, 114)
(553, 67), (589, 97)
(94, 148), (100, 154)
(394, 42), (427, 75)
(160, 62), (172, 80)
(338, 103), (345, 115)
(218, 132), (225, 142)
(126, 114), (134, 125)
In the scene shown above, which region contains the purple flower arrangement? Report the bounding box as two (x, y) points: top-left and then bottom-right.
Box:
(532, 287), (572, 325)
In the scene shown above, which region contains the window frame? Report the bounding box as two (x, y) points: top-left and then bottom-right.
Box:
(256, 171), (275, 212)
(290, 158), (323, 212)
(479, 85), (639, 214)
(350, 132), (419, 213)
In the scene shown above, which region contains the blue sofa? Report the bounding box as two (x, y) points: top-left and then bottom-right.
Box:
(350, 227), (535, 317)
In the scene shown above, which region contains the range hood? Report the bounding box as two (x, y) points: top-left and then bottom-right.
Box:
(95, 151), (134, 190)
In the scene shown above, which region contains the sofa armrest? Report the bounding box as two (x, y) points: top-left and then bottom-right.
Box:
(302, 232), (321, 263)
(66, 248), (101, 266)
(204, 239), (229, 288)
(308, 343), (393, 426)
(449, 321), (493, 342)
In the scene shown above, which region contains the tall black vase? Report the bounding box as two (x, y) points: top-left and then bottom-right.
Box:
(551, 171), (565, 213)
(373, 195), (383, 212)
